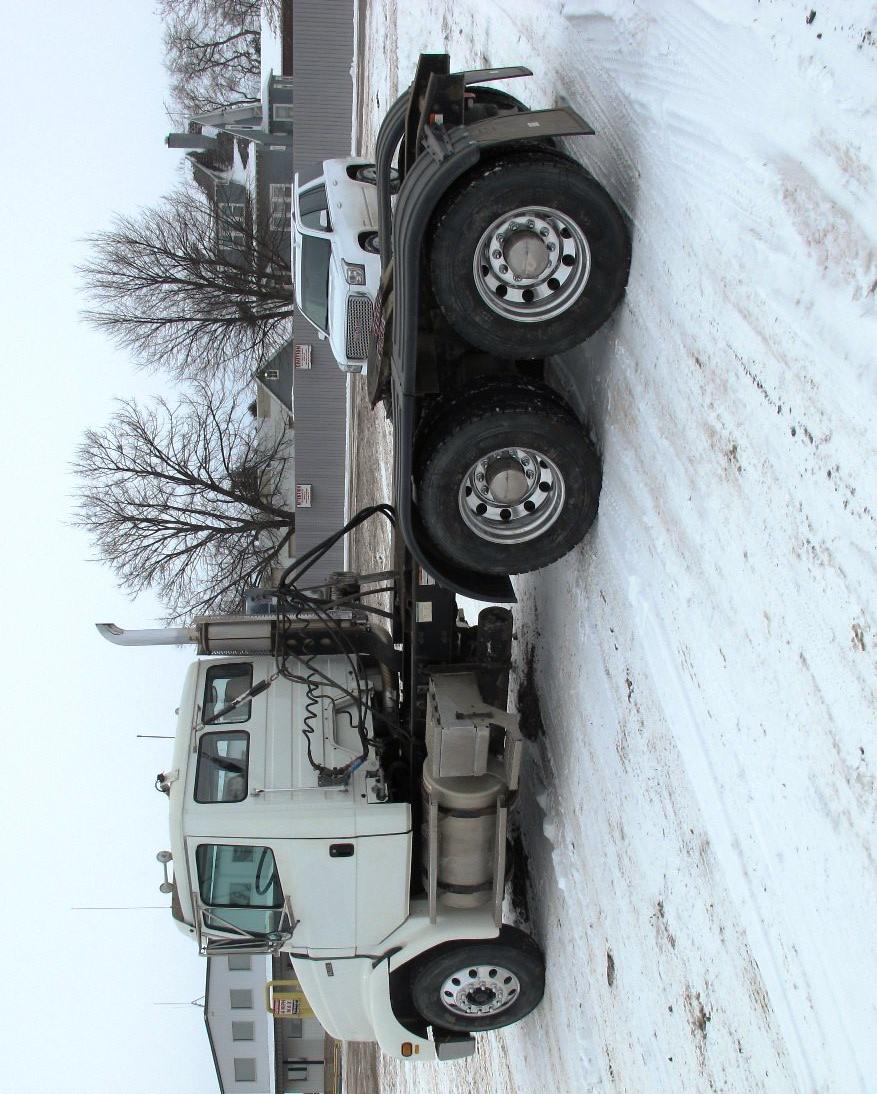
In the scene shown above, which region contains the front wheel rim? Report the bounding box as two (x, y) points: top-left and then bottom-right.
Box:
(459, 446), (566, 544)
(472, 206), (591, 323)
(439, 964), (521, 1018)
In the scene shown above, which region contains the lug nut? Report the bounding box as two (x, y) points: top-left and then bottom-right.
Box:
(526, 219), (535, 228)
(492, 249), (502, 259)
(499, 264), (508, 274)
(547, 243), (555, 252)
(475, 471), (485, 482)
(540, 227), (550, 237)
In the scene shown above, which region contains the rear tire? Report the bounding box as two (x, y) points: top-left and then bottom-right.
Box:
(416, 382), (601, 576)
(410, 926), (545, 1033)
(429, 154), (630, 359)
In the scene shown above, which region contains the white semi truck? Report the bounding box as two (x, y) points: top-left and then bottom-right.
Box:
(100, 516), (547, 1063)
(99, 53), (630, 1066)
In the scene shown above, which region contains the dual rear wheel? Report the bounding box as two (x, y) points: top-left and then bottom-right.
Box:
(415, 381), (601, 576)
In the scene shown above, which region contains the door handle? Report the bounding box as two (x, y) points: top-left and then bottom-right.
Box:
(329, 843), (354, 858)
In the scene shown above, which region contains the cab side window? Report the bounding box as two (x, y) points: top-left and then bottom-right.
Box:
(195, 731), (249, 803)
(203, 663), (253, 725)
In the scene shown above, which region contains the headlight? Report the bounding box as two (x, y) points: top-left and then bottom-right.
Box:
(343, 262), (366, 286)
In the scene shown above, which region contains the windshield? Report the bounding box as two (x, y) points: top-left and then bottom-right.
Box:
(298, 235), (331, 333)
(297, 183), (330, 230)
(195, 844), (283, 937)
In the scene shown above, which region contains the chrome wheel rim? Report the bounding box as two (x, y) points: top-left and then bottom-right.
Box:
(459, 447), (566, 544)
(473, 206), (591, 323)
(439, 963), (521, 1017)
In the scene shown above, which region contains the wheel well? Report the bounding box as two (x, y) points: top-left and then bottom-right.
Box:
(389, 959), (429, 1038)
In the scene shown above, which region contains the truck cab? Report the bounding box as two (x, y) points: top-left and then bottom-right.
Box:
(166, 654), (412, 961)
(104, 568), (544, 1064)
(293, 158), (383, 373)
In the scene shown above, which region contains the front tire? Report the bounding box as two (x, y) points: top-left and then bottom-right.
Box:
(416, 382), (601, 576)
(354, 163), (400, 193)
(429, 154), (630, 359)
(410, 926), (545, 1033)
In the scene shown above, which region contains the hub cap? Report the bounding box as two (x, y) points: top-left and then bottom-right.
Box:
(439, 964), (521, 1017)
(473, 206), (591, 322)
(459, 447), (566, 544)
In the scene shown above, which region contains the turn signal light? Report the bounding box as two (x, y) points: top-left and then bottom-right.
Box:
(401, 1043), (413, 1057)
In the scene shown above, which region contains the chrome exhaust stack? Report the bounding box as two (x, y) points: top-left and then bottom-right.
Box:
(96, 623), (197, 647)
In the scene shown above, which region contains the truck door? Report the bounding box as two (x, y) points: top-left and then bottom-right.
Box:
(279, 837), (358, 954)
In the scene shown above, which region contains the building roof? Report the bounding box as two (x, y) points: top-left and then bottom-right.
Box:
(191, 103), (264, 128)
(253, 341), (294, 414)
(203, 959), (227, 1094)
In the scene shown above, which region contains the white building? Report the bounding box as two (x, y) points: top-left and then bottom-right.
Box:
(204, 954), (332, 1093)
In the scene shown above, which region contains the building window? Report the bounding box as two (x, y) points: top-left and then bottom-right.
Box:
(273, 104), (294, 121)
(227, 955), (252, 972)
(269, 183), (293, 231)
(218, 201), (246, 248)
(232, 1021), (255, 1041)
(283, 1023), (303, 1047)
(229, 989), (253, 1010)
(234, 1058), (257, 1082)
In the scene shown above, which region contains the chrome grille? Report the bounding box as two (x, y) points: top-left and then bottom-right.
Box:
(346, 294), (373, 360)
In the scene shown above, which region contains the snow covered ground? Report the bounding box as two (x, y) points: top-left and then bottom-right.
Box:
(348, 2), (877, 1091)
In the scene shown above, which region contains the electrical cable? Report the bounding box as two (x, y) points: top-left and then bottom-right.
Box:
(268, 505), (400, 785)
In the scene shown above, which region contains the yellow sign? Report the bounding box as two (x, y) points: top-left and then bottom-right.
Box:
(265, 978), (315, 1019)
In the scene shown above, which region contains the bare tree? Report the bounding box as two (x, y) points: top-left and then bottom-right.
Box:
(73, 383), (294, 622)
(262, 0), (282, 34)
(79, 182), (293, 383)
(160, 0), (262, 116)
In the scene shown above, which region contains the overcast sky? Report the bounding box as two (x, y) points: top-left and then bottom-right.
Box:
(0, 3), (237, 1090)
